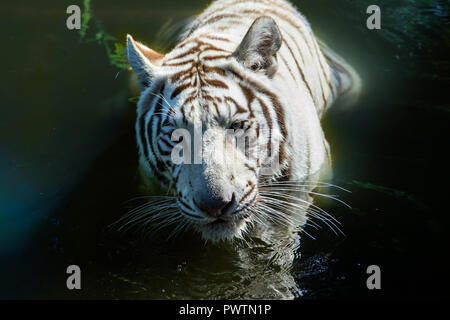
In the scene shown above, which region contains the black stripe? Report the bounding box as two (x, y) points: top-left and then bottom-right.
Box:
(147, 84), (166, 173)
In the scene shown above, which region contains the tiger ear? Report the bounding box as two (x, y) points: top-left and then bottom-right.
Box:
(232, 16), (282, 77)
(126, 34), (165, 91)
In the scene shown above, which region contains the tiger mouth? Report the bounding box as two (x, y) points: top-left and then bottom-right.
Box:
(198, 215), (248, 241)
(208, 218), (230, 227)
(206, 213), (250, 227)
(205, 217), (238, 231)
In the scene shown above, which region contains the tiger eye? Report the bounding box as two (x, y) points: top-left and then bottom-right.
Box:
(230, 120), (247, 130)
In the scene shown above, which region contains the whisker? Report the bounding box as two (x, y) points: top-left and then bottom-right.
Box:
(258, 193), (345, 236)
(260, 187), (351, 208)
(259, 181), (351, 193)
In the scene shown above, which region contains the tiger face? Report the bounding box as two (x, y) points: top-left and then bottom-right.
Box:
(172, 120), (261, 241)
(127, 17), (289, 241)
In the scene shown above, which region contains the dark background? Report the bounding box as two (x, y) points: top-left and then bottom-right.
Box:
(0, 0), (449, 299)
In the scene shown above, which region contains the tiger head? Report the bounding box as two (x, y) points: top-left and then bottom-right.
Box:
(127, 17), (289, 241)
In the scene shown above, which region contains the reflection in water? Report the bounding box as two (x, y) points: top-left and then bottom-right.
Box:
(131, 226), (302, 299)
(0, 0), (448, 299)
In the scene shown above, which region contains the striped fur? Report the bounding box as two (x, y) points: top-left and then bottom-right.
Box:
(126, 0), (361, 241)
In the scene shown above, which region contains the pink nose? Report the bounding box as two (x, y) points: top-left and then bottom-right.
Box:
(197, 199), (231, 217)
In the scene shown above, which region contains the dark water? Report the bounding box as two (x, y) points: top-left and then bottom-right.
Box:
(0, 0), (449, 299)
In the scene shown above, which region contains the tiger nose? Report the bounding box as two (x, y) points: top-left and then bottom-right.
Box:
(196, 193), (235, 218)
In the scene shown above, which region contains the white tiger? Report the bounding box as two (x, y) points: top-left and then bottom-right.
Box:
(124, 0), (361, 242)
